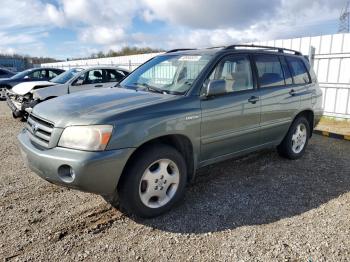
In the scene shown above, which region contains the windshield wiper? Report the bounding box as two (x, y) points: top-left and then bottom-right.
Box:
(133, 82), (167, 94)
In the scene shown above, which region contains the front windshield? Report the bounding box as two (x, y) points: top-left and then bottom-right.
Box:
(121, 54), (213, 95)
(10, 69), (33, 80)
(51, 68), (82, 84)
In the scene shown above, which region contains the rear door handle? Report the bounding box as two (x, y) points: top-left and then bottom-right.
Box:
(95, 84), (103, 88)
(289, 89), (296, 96)
(248, 96), (259, 104)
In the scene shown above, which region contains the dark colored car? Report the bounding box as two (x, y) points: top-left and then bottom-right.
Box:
(0, 68), (15, 79)
(0, 68), (65, 100)
(18, 45), (323, 218)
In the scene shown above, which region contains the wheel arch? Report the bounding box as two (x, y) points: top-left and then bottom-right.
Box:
(117, 134), (195, 190)
(292, 109), (315, 137)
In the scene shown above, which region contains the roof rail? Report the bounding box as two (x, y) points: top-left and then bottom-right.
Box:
(224, 44), (302, 56)
(206, 46), (226, 50)
(166, 48), (197, 53)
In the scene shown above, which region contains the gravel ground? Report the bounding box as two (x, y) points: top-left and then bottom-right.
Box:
(0, 101), (350, 261)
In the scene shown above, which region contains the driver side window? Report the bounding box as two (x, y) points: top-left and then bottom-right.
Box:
(73, 74), (86, 86)
(206, 55), (254, 94)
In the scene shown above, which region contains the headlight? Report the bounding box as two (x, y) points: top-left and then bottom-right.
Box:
(58, 125), (113, 151)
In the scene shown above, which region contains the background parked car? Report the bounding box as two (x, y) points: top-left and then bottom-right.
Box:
(0, 68), (15, 79)
(0, 68), (65, 100)
(9, 68), (84, 96)
(7, 66), (129, 118)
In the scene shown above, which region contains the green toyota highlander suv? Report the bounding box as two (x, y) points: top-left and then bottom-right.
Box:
(18, 45), (323, 218)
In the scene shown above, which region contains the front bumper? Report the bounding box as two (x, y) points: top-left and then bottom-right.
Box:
(6, 92), (23, 118)
(18, 129), (135, 195)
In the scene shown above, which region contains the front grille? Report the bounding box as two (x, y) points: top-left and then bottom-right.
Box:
(26, 114), (54, 148)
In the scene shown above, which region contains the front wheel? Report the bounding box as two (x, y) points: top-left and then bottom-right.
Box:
(114, 144), (187, 218)
(277, 116), (310, 159)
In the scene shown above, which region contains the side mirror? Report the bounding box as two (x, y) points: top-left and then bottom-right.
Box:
(24, 75), (30, 80)
(205, 80), (226, 97)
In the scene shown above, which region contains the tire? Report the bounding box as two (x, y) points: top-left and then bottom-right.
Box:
(114, 144), (187, 218)
(277, 116), (310, 160)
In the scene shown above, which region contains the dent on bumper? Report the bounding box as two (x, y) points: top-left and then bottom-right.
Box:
(18, 129), (135, 195)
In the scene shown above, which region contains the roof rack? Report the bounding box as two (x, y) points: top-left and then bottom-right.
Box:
(166, 48), (197, 53)
(224, 44), (302, 56)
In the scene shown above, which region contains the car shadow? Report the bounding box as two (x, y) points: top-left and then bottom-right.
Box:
(133, 136), (350, 234)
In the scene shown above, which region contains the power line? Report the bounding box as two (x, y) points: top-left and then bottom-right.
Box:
(338, 1), (350, 33)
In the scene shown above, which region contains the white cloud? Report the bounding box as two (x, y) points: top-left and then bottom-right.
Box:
(79, 27), (126, 45)
(0, 0), (346, 57)
(45, 0), (141, 47)
(142, 0), (282, 29)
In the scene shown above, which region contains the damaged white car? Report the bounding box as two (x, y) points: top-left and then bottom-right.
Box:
(6, 67), (129, 119)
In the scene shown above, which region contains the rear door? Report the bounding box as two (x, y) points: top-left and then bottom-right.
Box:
(285, 56), (314, 110)
(200, 54), (261, 161)
(254, 54), (301, 145)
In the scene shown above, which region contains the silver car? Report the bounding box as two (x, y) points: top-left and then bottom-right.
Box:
(7, 66), (130, 118)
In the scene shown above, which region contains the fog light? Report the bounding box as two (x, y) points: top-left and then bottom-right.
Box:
(58, 165), (76, 183)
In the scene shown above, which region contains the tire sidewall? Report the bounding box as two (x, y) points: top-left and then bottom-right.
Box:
(285, 117), (310, 159)
(119, 145), (187, 218)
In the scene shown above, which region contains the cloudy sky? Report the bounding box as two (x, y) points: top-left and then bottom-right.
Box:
(0, 0), (347, 58)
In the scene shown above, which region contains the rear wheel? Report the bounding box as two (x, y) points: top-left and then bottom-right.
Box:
(277, 116), (310, 159)
(110, 144), (187, 218)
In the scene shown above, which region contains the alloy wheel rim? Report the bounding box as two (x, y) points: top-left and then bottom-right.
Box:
(291, 123), (307, 154)
(139, 159), (180, 209)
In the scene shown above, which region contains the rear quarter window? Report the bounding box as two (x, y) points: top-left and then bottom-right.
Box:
(286, 57), (311, 84)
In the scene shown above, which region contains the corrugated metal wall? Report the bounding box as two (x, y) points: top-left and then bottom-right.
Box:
(42, 33), (350, 119)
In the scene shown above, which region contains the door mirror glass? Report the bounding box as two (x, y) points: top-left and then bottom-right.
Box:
(206, 80), (226, 97)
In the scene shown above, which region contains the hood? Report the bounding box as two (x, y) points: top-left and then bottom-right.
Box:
(32, 83), (68, 100)
(11, 81), (56, 95)
(32, 88), (176, 127)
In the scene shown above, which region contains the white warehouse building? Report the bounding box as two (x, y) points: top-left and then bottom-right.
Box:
(42, 33), (350, 119)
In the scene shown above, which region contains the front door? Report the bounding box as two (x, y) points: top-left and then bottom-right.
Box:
(200, 54), (261, 162)
(70, 69), (108, 93)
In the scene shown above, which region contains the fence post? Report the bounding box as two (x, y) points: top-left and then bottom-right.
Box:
(309, 46), (316, 68)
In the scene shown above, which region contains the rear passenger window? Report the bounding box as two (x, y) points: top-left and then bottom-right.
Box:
(286, 57), (311, 84)
(255, 55), (285, 88)
(105, 69), (126, 82)
(48, 70), (59, 79)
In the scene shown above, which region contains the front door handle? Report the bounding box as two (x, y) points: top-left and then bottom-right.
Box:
(248, 96), (259, 104)
(95, 84), (103, 88)
(289, 89), (296, 96)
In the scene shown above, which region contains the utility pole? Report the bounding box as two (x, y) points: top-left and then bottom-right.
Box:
(338, 1), (350, 33)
